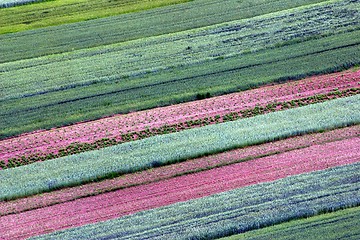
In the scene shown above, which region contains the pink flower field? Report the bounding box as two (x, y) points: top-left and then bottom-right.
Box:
(1, 125), (358, 217)
(1, 135), (359, 239)
(0, 125), (360, 216)
(0, 69), (359, 166)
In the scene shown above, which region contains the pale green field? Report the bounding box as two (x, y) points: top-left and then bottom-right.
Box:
(0, 0), (329, 62)
(220, 206), (360, 240)
(0, 0), (190, 34)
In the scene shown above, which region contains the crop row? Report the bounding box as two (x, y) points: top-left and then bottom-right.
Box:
(0, 0), (190, 33)
(1, 136), (359, 238)
(1, 29), (360, 139)
(1, 86), (359, 169)
(29, 162), (360, 239)
(1, 125), (357, 217)
(1, 68), (358, 163)
(0, 0), (328, 62)
(3, 0), (359, 100)
(221, 206), (360, 240)
(0, 95), (359, 201)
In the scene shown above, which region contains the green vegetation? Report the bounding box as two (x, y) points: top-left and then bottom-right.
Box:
(1, 27), (360, 138)
(0, 95), (359, 201)
(5, 1), (357, 139)
(0, 0), (330, 62)
(0, 0), (191, 34)
(220, 206), (360, 240)
(31, 162), (360, 239)
(1, 0), (359, 238)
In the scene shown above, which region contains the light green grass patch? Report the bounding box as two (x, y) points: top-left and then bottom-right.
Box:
(0, 0), (191, 34)
(220, 206), (360, 240)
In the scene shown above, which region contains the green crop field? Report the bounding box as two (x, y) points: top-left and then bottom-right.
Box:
(221, 206), (360, 240)
(0, 0), (330, 62)
(1, 0), (359, 238)
(1, 0), (359, 138)
(0, 0), (190, 34)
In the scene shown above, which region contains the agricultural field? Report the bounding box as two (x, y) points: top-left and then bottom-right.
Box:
(0, 0), (190, 33)
(220, 206), (360, 240)
(1, 69), (358, 168)
(25, 162), (360, 239)
(0, 0), (359, 239)
(0, 0), (330, 60)
(1, 0), (360, 138)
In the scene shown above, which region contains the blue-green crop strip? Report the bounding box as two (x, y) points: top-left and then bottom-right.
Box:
(220, 206), (360, 240)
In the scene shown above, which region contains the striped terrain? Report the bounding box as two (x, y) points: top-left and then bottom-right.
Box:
(0, 0), (359, 239)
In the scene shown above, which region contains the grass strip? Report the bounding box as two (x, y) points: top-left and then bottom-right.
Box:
(0, 0), (329, 61)
(0, 0), (191, 33)
(29, 162), (360, 239)
(220, 206), (360, 240)
(0, 95), (359, 201)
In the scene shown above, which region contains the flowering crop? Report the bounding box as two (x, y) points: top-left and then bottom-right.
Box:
(1, 0), (359, 238)
(0, 95), (359, 201)
(1, 70), (358, 169)
(1, 125), (358, 217)
(1, 136), (359, 238)
(29, 162), (360, 240)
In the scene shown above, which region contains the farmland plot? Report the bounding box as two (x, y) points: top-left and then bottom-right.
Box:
(1, 0), (360, 138)
(221, 206), (360, 240)
(0, 0), (190, 32)
(1, 69), (358, 168)
(1, 125), (358, 217)
(3, 0), (359, 99)
(0, 95), (359, 201)
(29, 162), (360, 240)
(0, 0), (359, 238)
(0, 0), (329, 60)
(1, 136), (359, 238)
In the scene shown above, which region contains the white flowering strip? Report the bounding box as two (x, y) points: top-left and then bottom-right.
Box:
(0, 0), (45, 8)
(31, 162), (360, 239)
(0, 95), (359, 201)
